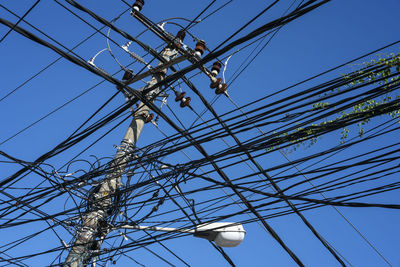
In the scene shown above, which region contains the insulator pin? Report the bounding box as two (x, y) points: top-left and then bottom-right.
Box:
(132, 0), (144, 12)
(195, 40), (206, 57)
(211, 61), (222, 76)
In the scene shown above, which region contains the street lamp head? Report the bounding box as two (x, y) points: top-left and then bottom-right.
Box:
(118, 222), (246, 248)
(194, 222), (246, 247)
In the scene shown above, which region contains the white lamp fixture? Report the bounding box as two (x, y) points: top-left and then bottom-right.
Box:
(118, 222), (246, 248)
(194, 222), (246, 247)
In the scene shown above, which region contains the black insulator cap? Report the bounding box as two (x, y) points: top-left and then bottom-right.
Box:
(176, 30), (186, 41)
(212, 61), (222, 73)
(122, 69), (133, 80)
(133, 0), (144, 11)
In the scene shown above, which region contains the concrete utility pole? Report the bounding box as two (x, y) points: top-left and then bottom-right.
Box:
(64, 46), (178, 266)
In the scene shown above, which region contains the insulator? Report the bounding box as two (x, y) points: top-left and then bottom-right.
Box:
(175, 91), (186, 102)
(210, 78), (222, 89)
(180, 97), (191, 108)
(195, 40), (206, 57)
(215, 83), (228, 95)
(176, 30), (186, 42)
(132, 0), (144, 12)
(211, 61), (222, 76)
(172, 29), (186, 49)
(122, 69), (133, 80)
(145, 113), (154, 123)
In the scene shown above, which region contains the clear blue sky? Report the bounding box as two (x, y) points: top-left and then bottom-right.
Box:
(1, 0), (400, 266)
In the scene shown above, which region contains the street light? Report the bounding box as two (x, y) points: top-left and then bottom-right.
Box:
(119, 222), (246, 247)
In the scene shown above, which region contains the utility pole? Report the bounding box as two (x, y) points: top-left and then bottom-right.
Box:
(64, 38), (180, 267)
(64, 2), (221, 265)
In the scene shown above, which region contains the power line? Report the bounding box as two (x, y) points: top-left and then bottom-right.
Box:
(0, 0), (41, 43)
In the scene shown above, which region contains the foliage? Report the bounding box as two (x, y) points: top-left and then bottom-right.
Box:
(277, 52), (400, 153)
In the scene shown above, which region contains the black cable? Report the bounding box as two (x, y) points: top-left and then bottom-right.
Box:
(0, 0), (41, 43)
